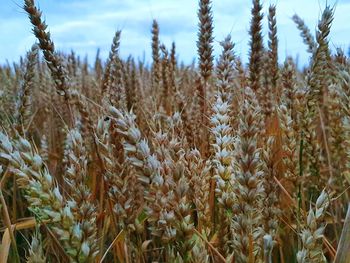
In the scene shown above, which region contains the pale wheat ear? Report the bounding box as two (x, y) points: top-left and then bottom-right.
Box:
(101, 31), (122, 100)
(109, 106), (157, 186)
(297, 190), (331, 262)
(261, 49), (274, 118)
(248, 0), (263, 93)
(232, 87), (265, 263)
(292, 14), (316, 54)
(26, 230), (46, 263)
(261, 136), (280, 243)
(170, 42), (177, 95)
(62, 128), (99, 260)
(15, 44), (38, 135)
(23, 0), (68, 100)
(210, 35), (236, 257)
(24, 0), (75, 127)
(197, 0), (214, 122)
(197, 0), (214, 84)
(151, 20), (161, 91)
(268, 5), (279, 101)
(160, 44), (171, 114)
(302, 5), (335, 188)
(0, 132), (94, 262)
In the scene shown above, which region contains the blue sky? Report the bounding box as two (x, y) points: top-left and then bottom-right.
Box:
(0, 0), (349, 66)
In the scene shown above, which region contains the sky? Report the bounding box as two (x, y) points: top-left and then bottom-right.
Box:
(0, 0), (349, 67)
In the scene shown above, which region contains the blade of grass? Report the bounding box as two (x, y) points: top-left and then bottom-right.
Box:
(334, 203), (350, 263)
(0, 227), (12, 263)
(0, 189), (20, 263)
(100, 229), (125, 262)
(193, 228), (226, 263)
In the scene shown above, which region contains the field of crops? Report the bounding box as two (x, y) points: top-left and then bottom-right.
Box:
(0, 0), (350, 262)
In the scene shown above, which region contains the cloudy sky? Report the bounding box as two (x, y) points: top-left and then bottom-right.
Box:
(0, 0), (349, 66)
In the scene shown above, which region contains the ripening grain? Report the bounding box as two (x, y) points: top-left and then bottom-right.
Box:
(0, 0), (349, 262)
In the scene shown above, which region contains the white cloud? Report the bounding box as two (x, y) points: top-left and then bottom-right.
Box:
(0, 0), (349, 67)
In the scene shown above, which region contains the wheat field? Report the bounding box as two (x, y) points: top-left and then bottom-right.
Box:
(0, 0), (350, 262)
